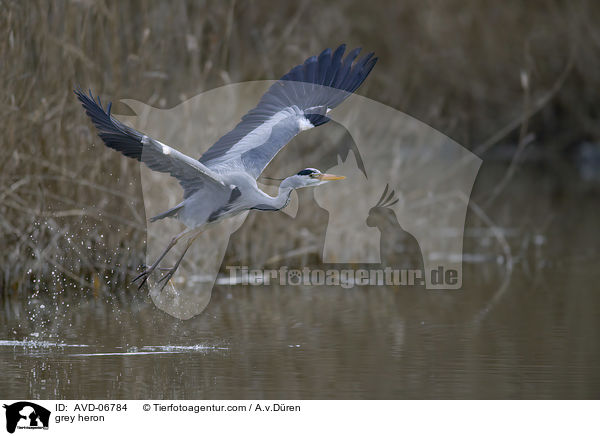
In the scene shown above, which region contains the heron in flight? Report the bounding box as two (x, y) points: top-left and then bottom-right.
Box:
(76, 44), (377, 290)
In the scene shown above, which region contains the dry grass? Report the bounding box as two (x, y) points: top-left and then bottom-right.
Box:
(2, 0), (600, 297)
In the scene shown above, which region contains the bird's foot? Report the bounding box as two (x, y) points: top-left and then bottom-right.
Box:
(132, 265), (157, 290)
(156, 266), (178, 293)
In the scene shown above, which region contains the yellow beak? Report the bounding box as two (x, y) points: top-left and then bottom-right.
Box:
(318, 173), (346, 181)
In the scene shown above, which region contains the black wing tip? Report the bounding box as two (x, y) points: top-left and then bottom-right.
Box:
(283, 43), (376, 93)
(346, 46), (362, 57)
(75, 87), (143, 160)
(334, 43), (347, 54)
(318, 47), (332, 58)
(75, 87), (120, 129)
(74, 87), (114, 116)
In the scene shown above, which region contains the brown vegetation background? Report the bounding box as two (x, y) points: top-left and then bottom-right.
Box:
(1, 0), (599, 297)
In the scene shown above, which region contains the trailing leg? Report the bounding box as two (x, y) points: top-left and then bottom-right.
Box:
(156, 230), (203, 292)
(132, 228), (193, 289)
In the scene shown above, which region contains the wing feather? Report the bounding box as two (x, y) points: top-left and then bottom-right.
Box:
(199, 44), (377, 179)
(75, 89), (226, 199)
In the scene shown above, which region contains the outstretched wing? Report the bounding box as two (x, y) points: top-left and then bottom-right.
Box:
(75, 89), (226, 198)
(199, 44), (377, 179)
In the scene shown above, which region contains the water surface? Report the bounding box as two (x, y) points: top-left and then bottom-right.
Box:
(1, 161), (599, 399)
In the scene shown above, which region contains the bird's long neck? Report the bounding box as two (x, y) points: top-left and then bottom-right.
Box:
(271, 185), (294, 210)
(255, 183), (294, 211)
(253, 177), (298, 211)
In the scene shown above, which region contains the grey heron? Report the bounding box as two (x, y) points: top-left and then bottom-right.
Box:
(75, 44), (377, 290)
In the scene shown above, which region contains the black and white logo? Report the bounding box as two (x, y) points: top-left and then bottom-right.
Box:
(3, 402), (50, 434)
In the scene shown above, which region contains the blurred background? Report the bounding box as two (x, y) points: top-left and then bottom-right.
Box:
(1, 0), (600, 399)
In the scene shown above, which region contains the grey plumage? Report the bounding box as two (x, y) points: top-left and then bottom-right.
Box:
(199, 44), (377, 179)
(75, 89), (226, 200)
(76, 44), (377, 289)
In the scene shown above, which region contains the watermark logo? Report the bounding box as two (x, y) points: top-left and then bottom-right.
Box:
(225, 266), (459, 288)
(116, 81), (481, 319)
(3, 402), (50, 433)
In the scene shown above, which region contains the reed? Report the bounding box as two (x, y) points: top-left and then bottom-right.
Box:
(1, 0), (598, 297)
